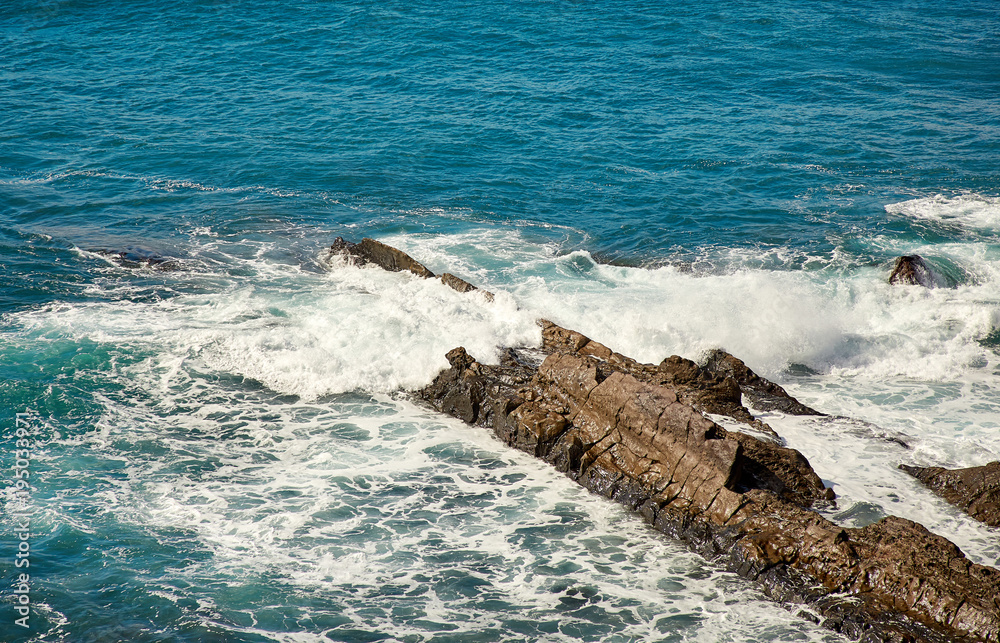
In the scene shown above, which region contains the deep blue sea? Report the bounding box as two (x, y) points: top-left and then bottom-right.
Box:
(3, 2), (1000, 642)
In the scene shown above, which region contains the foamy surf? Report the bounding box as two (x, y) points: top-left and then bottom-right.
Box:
(886, 193), (1000, 233)
(57, 382), (844, 643)
(14, 242), (540, 400)
(754, 408), (1000, 568)
(385, 229), (1000, 383)
(5, 219), (999, 642)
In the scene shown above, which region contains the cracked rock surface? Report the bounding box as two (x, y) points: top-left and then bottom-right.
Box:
(901, 461), (1000, 528)
(420, 321), (1000, 643)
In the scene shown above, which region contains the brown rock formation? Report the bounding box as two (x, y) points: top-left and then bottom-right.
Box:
(420, 323), (1000, 643)
(889, 255), (933, 287)
(539, 322), (782, 438)
(702, 349), (823, 415)
(900, 461), (1000, 528)
(329, 237), (436, 278)
(329, 237), (494, 299)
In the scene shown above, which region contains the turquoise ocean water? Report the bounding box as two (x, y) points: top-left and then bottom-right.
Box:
(3, 2), (1000, 641)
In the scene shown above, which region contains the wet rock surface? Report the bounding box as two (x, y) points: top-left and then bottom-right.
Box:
(887, 254), (968, 289)
(329, 237), (436, 278)
(330, 237), (494, 299)
(900, 461), (1000, 528)
(889, 255), (934, 287)
(440, 272), (493, 301)
(419, 323), (1000, 643)
(702, 349), (824, 416)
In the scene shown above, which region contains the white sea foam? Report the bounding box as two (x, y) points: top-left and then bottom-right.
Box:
(490, 244), (1000, 384)
(886, 193), (1000, 232)
(69, 385), (843, 642)
(14, 248), (540, 399)
(318, 227), (998, 391)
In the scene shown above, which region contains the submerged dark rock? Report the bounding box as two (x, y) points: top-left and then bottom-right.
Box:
(888, 254), (970, 289)
(900, 461), (1000, 528)
(889, 255), (930, 286)
(91, 248), (183, 271)
(420, 323), (1000, 643)
(888, 254), (942, 288)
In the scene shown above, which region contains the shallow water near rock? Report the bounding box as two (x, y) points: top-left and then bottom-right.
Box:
(3, 1), (1000, 641)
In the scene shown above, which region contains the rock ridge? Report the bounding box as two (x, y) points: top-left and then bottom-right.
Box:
(900, 461), (1000, 528)
(419, 324), (1000, 643)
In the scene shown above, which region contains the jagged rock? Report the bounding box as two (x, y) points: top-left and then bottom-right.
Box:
(539, 321), (781, 438)
(420, 323), (1000, 643)
(329, 237), (436, 278)
(702, 349), (823, 415)
(900, 461), (1000, 528)
(329, 237), (495, 299)
(889, 255), (933, 287)
(440, 272), (494, 301)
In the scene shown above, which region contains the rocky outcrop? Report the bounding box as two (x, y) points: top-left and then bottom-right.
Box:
(900, 461), (1000, 528)
(539, 323), (783, 438)
(329, 237), (436, 279)
(327, 237), (1000, 642)
(889, 255), (933, 287)
(329, 237), (493, 300)
(420, 323), (1000, 643)
(702, 349), (823, 415)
